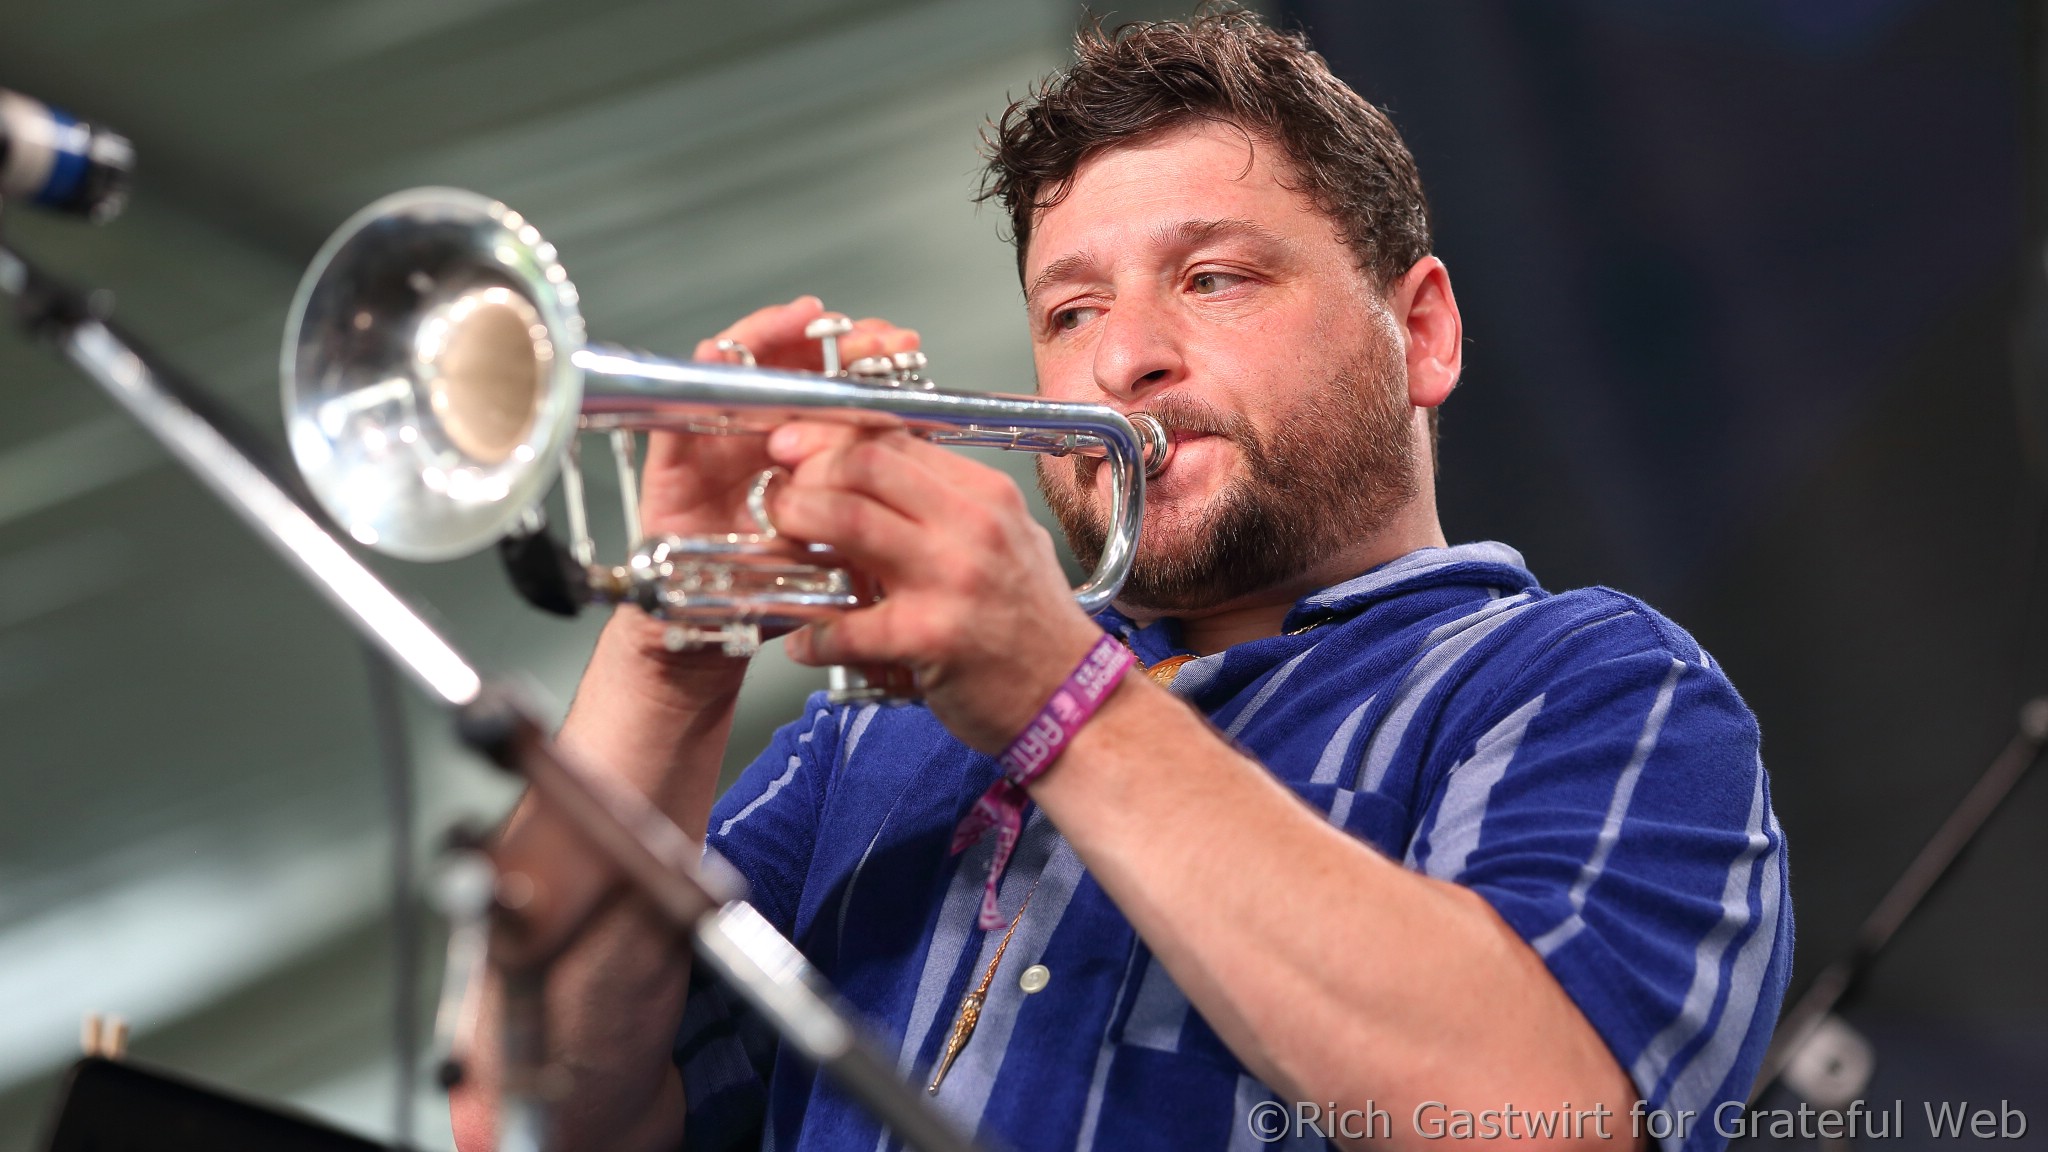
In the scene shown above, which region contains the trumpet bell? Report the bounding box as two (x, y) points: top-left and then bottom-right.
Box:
(282, 187), (588, 560)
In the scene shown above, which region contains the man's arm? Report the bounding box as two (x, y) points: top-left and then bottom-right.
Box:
(1028, 630), (1788, 1152)
(1029, 673), (1649, 1151)
(448, 609), (743, 1152)
(758, 427), (1774, 1152)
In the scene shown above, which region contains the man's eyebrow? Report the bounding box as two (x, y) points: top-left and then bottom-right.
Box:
(1152, 217), (1290, 254)
(1025, 251), (1099, 308)
(1024, 218), (1292, 307)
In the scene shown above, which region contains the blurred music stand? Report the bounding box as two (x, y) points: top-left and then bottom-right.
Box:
(41, 1057), (390, 1152)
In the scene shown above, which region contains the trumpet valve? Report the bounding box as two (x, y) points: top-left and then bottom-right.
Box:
(845, 350), (935, 392)
(890, 350), (933, 389)
(845, 355), (897, 381)
(828, 663), (920, 705)
(803, 315), (855, 375)
(588, 564), (633, 602)
(663, 621), (764, 658)
(846, 350), (934, 391)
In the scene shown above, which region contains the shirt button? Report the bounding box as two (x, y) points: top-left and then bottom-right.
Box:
(1019, 964), (1051, 994)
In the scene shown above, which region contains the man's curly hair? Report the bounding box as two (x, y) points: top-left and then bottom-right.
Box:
(977, 6), (1432, 290)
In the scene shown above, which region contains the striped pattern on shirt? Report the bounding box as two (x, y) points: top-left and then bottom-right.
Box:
(675, 542), (1792, 1152)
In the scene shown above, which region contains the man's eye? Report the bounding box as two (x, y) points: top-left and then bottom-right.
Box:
(1190, 271), (1243, 295)
(1052, 307), (1091, 331)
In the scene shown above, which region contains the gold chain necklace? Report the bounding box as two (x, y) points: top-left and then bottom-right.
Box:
(1121, 616), (1325, 690)
(1141, 653), (1195, 687)
(928, 878), (1040, 1094)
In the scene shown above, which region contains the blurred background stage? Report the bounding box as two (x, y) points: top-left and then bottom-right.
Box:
(0, 0), (2042, 1148)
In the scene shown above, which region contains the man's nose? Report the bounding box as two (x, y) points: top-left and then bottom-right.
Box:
(1091, 296), (1183, 402)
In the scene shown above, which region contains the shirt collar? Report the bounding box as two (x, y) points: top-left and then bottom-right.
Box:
(1095, 541), (1540, 659)
(1284, 541), (1536, 629)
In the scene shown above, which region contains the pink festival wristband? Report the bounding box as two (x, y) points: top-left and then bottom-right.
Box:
(950, 634), (1135, 930)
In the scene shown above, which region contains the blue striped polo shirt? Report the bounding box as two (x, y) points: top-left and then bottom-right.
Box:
(674, 542), (1793, 1152)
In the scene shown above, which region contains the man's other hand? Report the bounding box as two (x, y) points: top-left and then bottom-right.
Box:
(615, 297), (923, 672)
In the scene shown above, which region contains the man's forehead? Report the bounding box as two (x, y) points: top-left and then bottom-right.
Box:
(1020, 123), (1313, 287)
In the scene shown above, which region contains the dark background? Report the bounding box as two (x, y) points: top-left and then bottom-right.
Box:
(1283, 0), (2047, 1142)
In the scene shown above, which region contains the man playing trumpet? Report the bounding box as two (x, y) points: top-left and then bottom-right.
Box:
(454, 10), (1791, 1152)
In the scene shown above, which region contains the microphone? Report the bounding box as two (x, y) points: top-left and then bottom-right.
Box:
(0, 88), (133, 221)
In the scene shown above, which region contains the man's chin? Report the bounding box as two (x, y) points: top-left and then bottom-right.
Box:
(1097, 535), (1242, 613)
(1044, 461), (1256, 606)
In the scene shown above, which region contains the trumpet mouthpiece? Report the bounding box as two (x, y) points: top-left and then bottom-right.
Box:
(1129, 411), (1171, 479)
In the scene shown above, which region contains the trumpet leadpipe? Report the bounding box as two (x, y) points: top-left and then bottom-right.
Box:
(569, 347), (1169, 473)
(921, 414), (1170, 478)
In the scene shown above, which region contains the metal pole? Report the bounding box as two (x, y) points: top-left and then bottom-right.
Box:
(363, 645), (421, 1148)
(1749, 698), (2048, 1102)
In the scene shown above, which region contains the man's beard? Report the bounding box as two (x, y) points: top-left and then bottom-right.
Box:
(1037, 349), (1419, 614)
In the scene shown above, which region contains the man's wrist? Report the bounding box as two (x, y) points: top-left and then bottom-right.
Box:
(956, 618), (1109, 755)
(949, 632), (1135, 929)
(999, 633), (1134, 785)
(557, 609), (751, 822)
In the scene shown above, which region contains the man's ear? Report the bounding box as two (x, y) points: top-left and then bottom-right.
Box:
(1392, 256), (1462, 409)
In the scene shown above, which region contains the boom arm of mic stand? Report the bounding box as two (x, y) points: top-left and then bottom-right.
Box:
(0, 241), (988, 1152)
(1747, 697), (2048, 1104)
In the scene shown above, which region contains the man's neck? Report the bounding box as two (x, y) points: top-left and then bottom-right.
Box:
(1117, 502), (1449, 657)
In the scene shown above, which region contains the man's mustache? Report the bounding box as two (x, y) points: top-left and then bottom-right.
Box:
(1055, 393), (1255, 490)
(1132, 393), (1252, 444)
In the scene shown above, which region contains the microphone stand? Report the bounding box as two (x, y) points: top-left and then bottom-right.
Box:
(0, 234), (986, 1152)
(1747, 697), (2048, 1105)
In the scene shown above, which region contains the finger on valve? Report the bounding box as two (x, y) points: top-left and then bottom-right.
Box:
(728, 297), (837, 373)
(839, 318), (921, 364)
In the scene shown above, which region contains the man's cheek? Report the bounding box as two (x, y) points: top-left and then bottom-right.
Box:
(1091, 459), (1115, 501)
(1049, 455), (1102, 501)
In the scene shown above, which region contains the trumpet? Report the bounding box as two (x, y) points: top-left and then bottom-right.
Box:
(281, 188), (1165, 701)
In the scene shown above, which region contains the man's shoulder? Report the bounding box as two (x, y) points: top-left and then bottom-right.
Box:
(1328, 572), (1722, 679)
(1495, 584), (1722, 671)
(1298, 543), (1717, 673)
(1376, 581), (1752, 751)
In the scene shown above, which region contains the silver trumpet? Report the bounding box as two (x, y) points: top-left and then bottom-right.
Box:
(282, 187), (1165, 701)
